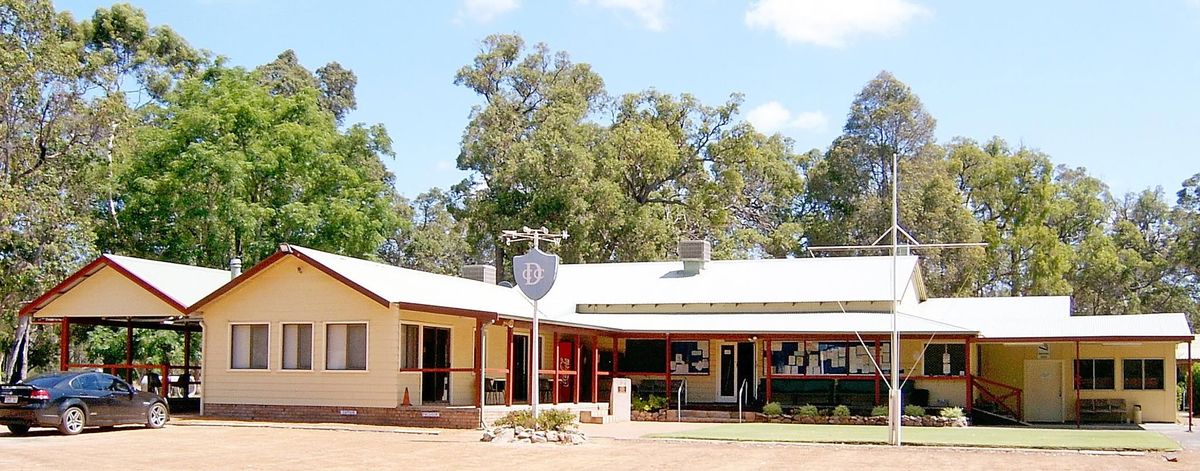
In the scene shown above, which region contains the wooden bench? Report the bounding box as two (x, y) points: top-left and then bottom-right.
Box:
(1079, 398), (1127, 422)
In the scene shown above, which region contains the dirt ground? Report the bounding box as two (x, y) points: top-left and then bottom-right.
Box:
(0, 419), (1194, 470)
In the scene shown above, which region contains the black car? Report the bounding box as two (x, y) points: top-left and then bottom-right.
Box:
(0, 372), (169, 435)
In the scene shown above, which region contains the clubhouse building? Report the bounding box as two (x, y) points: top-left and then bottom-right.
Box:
(20, 241), (1195, 428)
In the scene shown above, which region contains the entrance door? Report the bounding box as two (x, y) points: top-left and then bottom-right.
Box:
(512, 335), (528, 402)
(1024, 360), (1064, 422)
(717, 342), (756, 402)
(422, 326), (451, 403)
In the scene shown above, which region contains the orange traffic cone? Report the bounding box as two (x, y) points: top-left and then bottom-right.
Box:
(402, 387), (411, 407)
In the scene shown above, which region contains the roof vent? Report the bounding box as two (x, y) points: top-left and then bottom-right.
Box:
(229, 257), (242, 279)
(461, 264), (497, 284)
(678, 240), (711, 275)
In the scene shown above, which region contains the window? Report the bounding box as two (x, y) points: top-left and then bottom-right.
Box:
(1075, 359), (1115, 390)
(620, 339), (666, 373)
(70, 374), (100, 391)
(231, 324), (269, 369)
(326, 323), (367, 370)
(282, 323), (313, 370)
(923, 343), (966, 376)
(401, 324), (420, 369)
(1123, 359), (1164, 390)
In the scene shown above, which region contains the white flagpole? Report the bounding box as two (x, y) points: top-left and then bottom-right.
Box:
(889, 152), (902, 446)
(531, 299), (539, 418)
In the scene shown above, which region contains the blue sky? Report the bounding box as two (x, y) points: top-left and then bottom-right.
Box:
(58, 0), (1200, 198)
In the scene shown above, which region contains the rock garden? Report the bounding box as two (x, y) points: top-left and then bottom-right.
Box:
(481, 409), (588, 445)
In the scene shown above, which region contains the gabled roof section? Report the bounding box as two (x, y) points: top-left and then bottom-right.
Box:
(188, 244), (532, 318)
(535, 255), (924, 318)
(21, 254), (230, 316)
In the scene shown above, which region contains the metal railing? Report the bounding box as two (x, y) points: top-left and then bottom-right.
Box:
(676, 379), (687, 422)
(737, 378), (748, 423)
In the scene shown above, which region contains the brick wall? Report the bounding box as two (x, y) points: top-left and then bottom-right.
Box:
(203, 403), (481, 429)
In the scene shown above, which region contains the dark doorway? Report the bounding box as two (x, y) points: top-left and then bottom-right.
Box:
(736, 341), (755, 400)
(422, 326), (451, 403)
(581, 341), (594, 402)
(513, 334), (529, 402)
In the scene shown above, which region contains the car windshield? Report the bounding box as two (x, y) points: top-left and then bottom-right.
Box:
(22, 375), (69, 388)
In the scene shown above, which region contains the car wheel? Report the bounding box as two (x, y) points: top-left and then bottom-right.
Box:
(146, 402), (168, 429)
(58, 407), (85, 435)
(6, 424), (30, 436)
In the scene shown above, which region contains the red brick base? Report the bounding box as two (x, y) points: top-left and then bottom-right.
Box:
(203, 403), (481, 429)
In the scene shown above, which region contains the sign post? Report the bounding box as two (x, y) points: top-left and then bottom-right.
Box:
(502, 227), (568, 418)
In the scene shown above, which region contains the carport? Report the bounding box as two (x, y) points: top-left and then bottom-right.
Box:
(19, 254), (231, 411)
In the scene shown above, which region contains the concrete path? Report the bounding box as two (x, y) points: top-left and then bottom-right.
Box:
(578, 420), (714, 440)
(1142, 413), (1200, 452)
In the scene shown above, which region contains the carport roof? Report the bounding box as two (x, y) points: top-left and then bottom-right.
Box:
(21, 254), (230, 316)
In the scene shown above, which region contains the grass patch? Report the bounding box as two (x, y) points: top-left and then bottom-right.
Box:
(648, 423), (1180, 451)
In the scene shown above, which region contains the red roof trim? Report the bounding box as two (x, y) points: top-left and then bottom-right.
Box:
(20, 255), (190, 317)
(186, 245), (391, 314)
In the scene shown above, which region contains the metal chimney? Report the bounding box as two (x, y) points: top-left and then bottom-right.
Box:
(678, 240), (711, 275)
(230, 257), (242, 279)
(461, 265), (497, 284)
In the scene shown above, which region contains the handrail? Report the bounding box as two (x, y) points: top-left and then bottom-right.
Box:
(737, 378), (748, 423)
(971, 376), (1023, 421)
(677, 379), (687, 422)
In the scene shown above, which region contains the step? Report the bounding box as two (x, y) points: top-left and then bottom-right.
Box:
(579, 410), (611, 424)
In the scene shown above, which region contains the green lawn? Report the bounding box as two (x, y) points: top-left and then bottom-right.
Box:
(648, 423), (1180, 451)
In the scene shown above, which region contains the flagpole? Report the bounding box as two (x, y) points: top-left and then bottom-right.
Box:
(889, 151), (902, 446)
(531, 298), (539, 418)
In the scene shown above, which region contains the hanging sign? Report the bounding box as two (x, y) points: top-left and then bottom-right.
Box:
(513, 247), (559, 301)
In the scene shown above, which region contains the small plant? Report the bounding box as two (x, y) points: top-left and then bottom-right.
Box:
(762, 402), (783, 417)
(939, 406), (964, 419)
(870, 405), (888, 417)
(493, 409), (535, 429)
(832, 405), (851, 417)
(632, 394), (668, 412)
(903, 404), (926, 417)
(793, 404), (820, 417)
(536, 408), (577, 431)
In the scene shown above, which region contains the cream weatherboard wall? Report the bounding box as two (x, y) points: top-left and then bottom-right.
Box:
(34, 266), (180, 318)
(199, 257), (400, 409)
(978, 342), (1178, 422)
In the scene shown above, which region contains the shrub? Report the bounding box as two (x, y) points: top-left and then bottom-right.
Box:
(493, 409), (535, 429)
(870, 405), (889, 417)
(762, 402), (783, 417)
(536, 408), (577, 431)
(903, 404), (926, 417)
(793, 404), (820, 417)
(632, 394), (668, 412)
(832, 405), (851, 417)
(939, 407), (964, 419)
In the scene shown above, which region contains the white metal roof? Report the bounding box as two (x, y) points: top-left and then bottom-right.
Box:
(917, 296), (1193, 340)
(287, 245), (533, 318)
(1177, 335), (1200, 360)
(104, 255), (231, 308)
(535, 256), (923, 318)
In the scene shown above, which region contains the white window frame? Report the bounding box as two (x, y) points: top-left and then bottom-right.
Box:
(323, 321), (369, 373)
(280, 322), (315, 372)
(229, 322), (271, 371)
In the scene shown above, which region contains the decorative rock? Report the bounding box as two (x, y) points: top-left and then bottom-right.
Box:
(480, 430), (496, 442)
(546, 431), (559, 442)
(531, 433), (548, 443)
(497, 428), (515, 442)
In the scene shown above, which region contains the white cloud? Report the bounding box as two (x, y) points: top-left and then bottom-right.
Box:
(745, 0), (930, 48)
(456, 0), (520, 24)
(746, 102), (828, 134)
(581, 0), (667, 31)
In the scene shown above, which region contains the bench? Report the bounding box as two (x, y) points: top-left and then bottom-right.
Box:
(1079, 399), (1127, 422)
